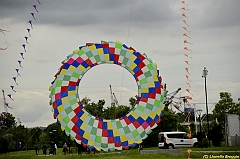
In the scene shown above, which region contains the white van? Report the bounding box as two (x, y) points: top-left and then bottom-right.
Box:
(158, 132), (198, 149)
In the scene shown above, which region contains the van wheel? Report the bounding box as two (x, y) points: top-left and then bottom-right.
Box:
(168, 144), (174, 149)
(163, 143), (168, 149)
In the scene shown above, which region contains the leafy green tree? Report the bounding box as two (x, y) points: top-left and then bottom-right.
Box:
(39, 132), (48, 148)
(116, 105), (131, 118)
(142, 107), (179, 148)
(177, 124), (188, 132)
(142, 126), (160, 148)
(236, 98), (240, 116)
(29, 127), (42, 148)
(129, 96), (137, 108)
(205, 113), (215, 122)
(103, 105), (131, 119)
(213, 92), (239, 126)
(84, 99), (105, 118)
(176, 112), (186, 123)
(208, 123), (224, 147)
(22, 128), (30, 150)
(81, 96), (131, 120)
(3, 134), (16, 150)
(6, 125), (25, 150)
(80, 96), (91, 106)
(44, 122), (76, 148)
(201, 113), (215, 133)
(103, 106), (117, 119)
(0, 113), (16, 128)
(158, 107), (179, 132)
(189, 122), (196, 135)
(45, 122), (67, 147)
(0, 136), (9, 153)
(0, 115), (27, 151)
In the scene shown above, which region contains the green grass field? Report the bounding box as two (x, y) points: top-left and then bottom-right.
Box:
(0, 146), (240, 159)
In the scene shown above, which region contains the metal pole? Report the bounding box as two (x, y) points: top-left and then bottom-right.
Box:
(199, 114), (202, 149)
(204, 76), (210, 147)
(225, 114), (228, 146)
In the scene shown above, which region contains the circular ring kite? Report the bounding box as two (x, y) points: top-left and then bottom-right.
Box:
(49, 40), (165, 151)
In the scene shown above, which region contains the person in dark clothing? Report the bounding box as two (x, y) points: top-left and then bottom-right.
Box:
(49, 141), (54, 155)
(54, 143), (57, 155)
(42, 144), (47, 155)
(18, 142), (22, 151)
(62, 142), (68, 155)
(76, 143), (82, 155)
(35, 145), (39, 155)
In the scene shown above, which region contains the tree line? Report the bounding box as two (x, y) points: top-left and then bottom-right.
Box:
(0, 92), (239, 153)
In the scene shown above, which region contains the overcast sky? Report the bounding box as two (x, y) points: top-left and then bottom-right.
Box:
(0, 0), (239, 128)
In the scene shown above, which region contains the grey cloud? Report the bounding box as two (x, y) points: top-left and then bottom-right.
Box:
(1, 0), (177, 29)
(190, 0), (240, 29)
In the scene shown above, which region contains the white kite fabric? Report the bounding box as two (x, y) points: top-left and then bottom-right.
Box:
(49, 40), (165, 151)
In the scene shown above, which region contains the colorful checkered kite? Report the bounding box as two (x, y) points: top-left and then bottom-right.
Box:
(49, 40), (165, 151)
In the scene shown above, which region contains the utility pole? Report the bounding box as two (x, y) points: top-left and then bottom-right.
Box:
(202, 67), (210, 147)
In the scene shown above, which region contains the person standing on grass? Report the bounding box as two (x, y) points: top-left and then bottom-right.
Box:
(42, 144), (47, 155)
(76, 143), (82, 155)
(54, 142), (57, 155)
(49, 141), (54, 155)
(63, 142), (68, 155)
(35, 144), (39, 155)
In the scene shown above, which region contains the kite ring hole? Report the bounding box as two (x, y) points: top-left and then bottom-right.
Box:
(79, 64), (138, 119)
